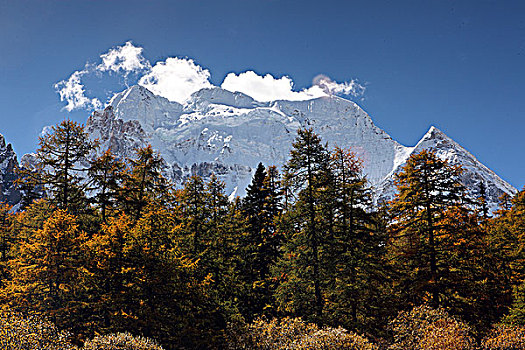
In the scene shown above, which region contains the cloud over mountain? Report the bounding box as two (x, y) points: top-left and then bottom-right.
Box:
(54, 42), (365, 110)
(138, 57), (213, 103)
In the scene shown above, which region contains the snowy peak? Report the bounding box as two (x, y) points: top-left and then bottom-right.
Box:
(86, 84), (516, 207)
(416, 125), (457, 148)
(110, 84), (161, 107)
(376, 125), (516, 211)
(421, 125), (446, 141)
(110, 85), (183, 133)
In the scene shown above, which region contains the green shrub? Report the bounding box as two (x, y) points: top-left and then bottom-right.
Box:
(82, 332), (163, 350)
(0, 309), (76, 349)
(481, 325), (525, 350)
(388, 305), (475, 350)
(227, 317), (377, 349)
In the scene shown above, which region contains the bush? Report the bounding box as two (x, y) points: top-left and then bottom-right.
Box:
(388, 305), (475, 350)
(481, 325), (525, 350)
(82, 332), (164, 350)
(0, 309), (76, 349)
(295, 327), (378, 350)
(227, 317), (377, 349)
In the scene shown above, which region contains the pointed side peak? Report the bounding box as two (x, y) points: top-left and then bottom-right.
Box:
(428, 125), (439, 133)
(421, 125), (450, 141)
(427, 125), (443, 135)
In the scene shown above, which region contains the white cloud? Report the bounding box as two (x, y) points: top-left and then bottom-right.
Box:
(138, 57), (213, 103)
(54, 70), (102, 111)
(55, 41), (147, 111)
(97, 41), (150, 74)
(55, 41), (366, 111)
(221, 71), (327, 102)
(312, 74), (365, 97)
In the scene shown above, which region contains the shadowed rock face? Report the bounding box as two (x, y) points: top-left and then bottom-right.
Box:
(0, 134), (20, 206)
(86, 85), (516, 210)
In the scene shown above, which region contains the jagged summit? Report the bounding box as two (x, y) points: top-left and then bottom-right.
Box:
(0, 133), (20, 206)
(86, 84), (516, 208)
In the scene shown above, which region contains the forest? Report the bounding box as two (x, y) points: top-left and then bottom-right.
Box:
(0, 120), (523, 349)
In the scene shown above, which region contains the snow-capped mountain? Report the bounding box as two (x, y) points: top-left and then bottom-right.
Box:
(86, 84), (516, 209)
(0, 134), (20, 206)
(375, 126), (517, 209)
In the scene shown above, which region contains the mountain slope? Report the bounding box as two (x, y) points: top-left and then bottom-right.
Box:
(86, 85), (516, 208)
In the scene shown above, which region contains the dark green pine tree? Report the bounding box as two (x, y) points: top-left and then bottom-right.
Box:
(17, 120), (98, 214)
(388, 149), (466, 308)
(325, 147), (387, 333)
(176, 175), (210, 255)
(240, 163), (282, 318)
(477, 181), (490, 220)
(275, 128), (332, 323)
(88, 149), (126, 223)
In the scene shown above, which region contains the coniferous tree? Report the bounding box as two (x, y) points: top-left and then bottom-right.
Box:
(265, 165), (283, 222)
(388, 149), (466, 308)
(325, 147), (387, 333)
(0, 204), (13, 286)
(437, 205), (511, 335)
(493, 188), (525, 325)
(477, 181), (490, 220)
(1, 210), (89, 337)
(240, 163), (282, 318)
(17, 120), (98, 213)
(204, 175), (243, 311)
(276, 128), (332, 323)
(85, 213), (134, 336)
(177, 175), (210, 255)
(16, 162), (45, 210)
(120, 145), (169, 221)
(175, 175), (245, 341)
(88, 149), (126, 223)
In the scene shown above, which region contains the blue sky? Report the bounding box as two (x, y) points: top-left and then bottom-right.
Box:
(1, 0), (524, 189)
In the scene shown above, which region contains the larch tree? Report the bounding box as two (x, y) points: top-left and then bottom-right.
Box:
(388, 149), (466, 308)
(0, 204), (13, 287)
(88, 149), (126, 223)
(17, 120), (98, 214)
(176, 175), (210, 255)
(1, 210), (89, 337)
(493, 188), (525, 326)
(325, 147), (387, 333)
(120, 145), (170, 221)
(276, 128), (332, 323)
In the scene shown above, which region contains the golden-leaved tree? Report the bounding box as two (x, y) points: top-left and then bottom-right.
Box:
(1, 209), (89, 338)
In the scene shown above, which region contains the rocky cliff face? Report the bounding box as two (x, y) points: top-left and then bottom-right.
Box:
(0, 134), (20, 206)
(86, 85), (516, 209)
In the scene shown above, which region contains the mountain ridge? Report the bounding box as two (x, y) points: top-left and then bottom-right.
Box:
(84, 84), (516, 210)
